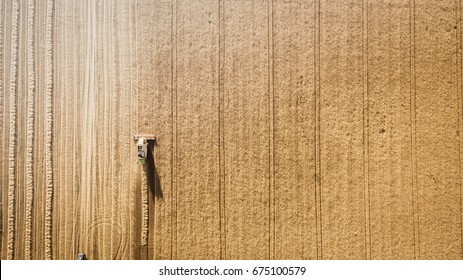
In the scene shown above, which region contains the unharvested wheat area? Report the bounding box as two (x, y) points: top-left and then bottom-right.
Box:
(1, 0), (463, 260)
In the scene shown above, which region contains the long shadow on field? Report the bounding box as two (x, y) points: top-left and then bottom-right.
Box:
(146, 140), (163, 200)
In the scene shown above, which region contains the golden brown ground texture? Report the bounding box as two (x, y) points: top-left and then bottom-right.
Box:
(1, 0), (463, 260)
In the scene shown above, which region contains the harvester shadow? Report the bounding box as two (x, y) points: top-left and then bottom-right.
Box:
(146, 140), (163, 200)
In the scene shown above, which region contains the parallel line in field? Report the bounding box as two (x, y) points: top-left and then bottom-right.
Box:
(7, 0), (20, 261)
(456, 0), (463, 259)
(171, 0), (178, 260)
(71, 0), (80, 258)
(314, 0), (322, 260)
(25, 0), (36, 260)
(44, 0), (56, 260)
(268, 0), (276, 261)
(218, 0), (226, 260)
(0, 0), (5, 248)
(362, 0), (371, 260)
(409, 0), (420, 260)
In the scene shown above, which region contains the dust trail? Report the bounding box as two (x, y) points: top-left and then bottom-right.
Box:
(25, 0), (36, 260)
(141, 165), (148, 247)
(7, 0), (20, 261)
(44, 0), (55, 260)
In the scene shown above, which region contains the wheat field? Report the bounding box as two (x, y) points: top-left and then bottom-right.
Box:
(1, 0), (463, 260)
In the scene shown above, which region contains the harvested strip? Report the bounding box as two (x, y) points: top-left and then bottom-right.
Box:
(25, 0), (36, 260)
(7, 0), (20, 261)
(141, 165), (148, 247)
(44, 0), (55, 260)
